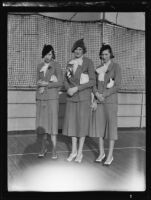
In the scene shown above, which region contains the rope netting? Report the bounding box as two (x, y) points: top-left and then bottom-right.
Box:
(8, 14), (145, 92)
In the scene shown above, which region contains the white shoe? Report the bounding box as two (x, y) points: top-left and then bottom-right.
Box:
(95, 153), (105, 162)
(67, 153), (77, 162)
(75, 154), (83, 163)
(104, 157), (114, 166)
(38, 148), (47, 158)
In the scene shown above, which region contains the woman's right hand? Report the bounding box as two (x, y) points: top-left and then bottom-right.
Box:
(91, 101), (97, 111)
(37, 80), (48, 87)
(95, 92), (104, 102)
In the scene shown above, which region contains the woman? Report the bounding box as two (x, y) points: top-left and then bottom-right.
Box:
(90, 43), (122, 166)
(63, 38), (96, 163)
(36, 44), (63, 159)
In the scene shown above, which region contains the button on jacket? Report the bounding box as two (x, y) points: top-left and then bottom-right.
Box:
(36, 61), (63, 100)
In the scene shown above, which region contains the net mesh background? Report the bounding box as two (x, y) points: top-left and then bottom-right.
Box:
(8, 14), (145, 92)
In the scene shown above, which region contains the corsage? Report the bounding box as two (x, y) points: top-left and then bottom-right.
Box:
(65, 64), (73, 81)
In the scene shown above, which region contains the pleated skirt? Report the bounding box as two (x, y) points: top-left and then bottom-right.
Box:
(89, 103), (118, 140)
(62, 100), (91, 137)
(36, 99), (59, 135)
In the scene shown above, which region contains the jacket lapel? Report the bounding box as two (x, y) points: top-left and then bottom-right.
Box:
(73, 57), (85, 81)
(44, 61), (55, 81)
(104, 61), (114, 87)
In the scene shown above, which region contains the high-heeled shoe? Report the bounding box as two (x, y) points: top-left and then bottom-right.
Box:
(51, 149), (58, 160)
(67, 152), (77, 162)
(38, 148), (47, 158)
(38, 138), (48, 158)
(95, 153), (105, 162)
(103, 157), (114, 166)
(75, 154), (83, 163)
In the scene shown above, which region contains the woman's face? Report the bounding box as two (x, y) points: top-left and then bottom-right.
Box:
(74, 47), (84, 58)
(44, 51), (53, 63)
(101, 49), (111, 64)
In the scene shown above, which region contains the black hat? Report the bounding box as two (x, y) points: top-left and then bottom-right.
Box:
(71, 38), (87, 53)
(42, 44), (55, 58)
(99, 43), (114, 59)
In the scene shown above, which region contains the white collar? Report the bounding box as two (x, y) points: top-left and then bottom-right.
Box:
(40, 62), (50, 76)
(69, 56), (83, 74)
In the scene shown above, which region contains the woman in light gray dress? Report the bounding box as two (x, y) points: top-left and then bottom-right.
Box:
(36, 44), (63, 159)
(63, 38), (95, 163)
(90, 44), (122, 165)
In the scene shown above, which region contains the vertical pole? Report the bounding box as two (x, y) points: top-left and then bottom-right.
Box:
(103, 12), (105, 20)
(102, 12), (105, 43)
(65, 23), (69, 71)
(140, 92), (144, 128)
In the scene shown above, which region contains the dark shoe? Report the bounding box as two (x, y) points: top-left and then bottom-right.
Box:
(103, 157), (114, 166)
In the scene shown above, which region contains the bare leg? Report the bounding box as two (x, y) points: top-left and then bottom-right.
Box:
(75, 137), (85, 162)
(77, 137), (85, 156)
(51, 135), (57, 149)
(71, 137), (78, 154)
(99, 137), (105, 156)
(105, 139), (115, 162)
(51, 134), (58, 159)
(67, 137), (77, 161)
(38, 133), (48, 157)
(95, 137), (105, 162)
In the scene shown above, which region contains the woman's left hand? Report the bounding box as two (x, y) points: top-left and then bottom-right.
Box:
(67, 87), (78, 96)
(91, 101), (97, 111)
(99, 94), (105, 102)
(38, 80), (49, 87)
(96, 92), (104, 102)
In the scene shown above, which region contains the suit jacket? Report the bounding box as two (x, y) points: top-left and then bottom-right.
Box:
(36, 60), (63, 100)
(93, 61), (122, 104)
(64, 56), (96, 102)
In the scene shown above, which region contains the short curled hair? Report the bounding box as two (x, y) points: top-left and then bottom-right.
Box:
(42, 44), (55, 59)
(99, 43), (114, 59)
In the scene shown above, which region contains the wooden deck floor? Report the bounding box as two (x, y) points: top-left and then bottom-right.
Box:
(8, 128), (146, 192)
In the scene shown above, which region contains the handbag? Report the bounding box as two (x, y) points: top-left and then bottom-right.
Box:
(80, 73), (89, 84)
(50, 75), (58, 82)
(106, 78), (114, 88)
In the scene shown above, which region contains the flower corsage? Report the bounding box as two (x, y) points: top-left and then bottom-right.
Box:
(65, 64), (73, 81)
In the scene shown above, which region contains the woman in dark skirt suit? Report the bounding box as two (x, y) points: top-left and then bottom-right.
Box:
(90, 43), (122, 165)
(63, 38), (96, 163)
(36, 44), (63, 159)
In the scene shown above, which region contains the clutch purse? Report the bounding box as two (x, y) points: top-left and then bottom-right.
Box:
(50, 75), (58, 82)
(80, 73), (89, 84)
(107, 78), (114, 88)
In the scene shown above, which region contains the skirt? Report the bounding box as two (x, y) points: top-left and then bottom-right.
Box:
(36, 99), (59, 135)
(89, 103), (118, 140)
(62, 100), (91, 137)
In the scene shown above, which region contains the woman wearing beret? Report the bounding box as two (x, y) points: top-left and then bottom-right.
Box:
(36, 44), (63, 159)
(90, 44), (122, 166)
(63, 38), (96, 163)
